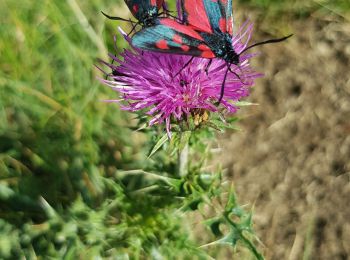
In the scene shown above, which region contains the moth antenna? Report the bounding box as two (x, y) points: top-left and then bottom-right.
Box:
(127, 22), (139, 36)
(239, 34), (293, 55)
(158, 11), (179, 20)
(101, 11), (138, 24)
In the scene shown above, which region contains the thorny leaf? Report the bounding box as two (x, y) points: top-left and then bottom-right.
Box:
(148, 133), (168, 158)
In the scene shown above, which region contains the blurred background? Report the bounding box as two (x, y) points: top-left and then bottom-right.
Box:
(0, 0), (349, 259)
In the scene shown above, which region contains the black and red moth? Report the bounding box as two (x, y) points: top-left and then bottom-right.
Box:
(132, 0), (292, 102)
(102, 0), (165, 28)
(103, 0), (167, 79)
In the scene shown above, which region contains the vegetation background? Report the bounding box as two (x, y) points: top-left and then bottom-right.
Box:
(0, 0), (349, 259)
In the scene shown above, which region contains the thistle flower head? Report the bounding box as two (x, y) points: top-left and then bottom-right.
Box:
(100, 26), (261, 136)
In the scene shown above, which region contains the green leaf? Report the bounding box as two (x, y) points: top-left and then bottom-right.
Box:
(135, 122), (148, 131)
(239, 212), (253, 232)
(217, 229), (240, 246)
(204, 218), (223, 237)
(200, 229), (240, 248)
(231, 205), (245, 218)
(168, 132), (180, 153)
(118, 169), (183, 191)
(225, 116), (240, 124)
(205, 121), (225, 132)
(0, 184), (15, 199)
(183, 198), (202, 211)
(235, 101), (258, 106)
(39, 197), (57, 219)
(225, 185), (237, 212)
(148, 133), (168, 158)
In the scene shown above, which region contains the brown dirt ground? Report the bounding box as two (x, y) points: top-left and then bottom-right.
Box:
(221, 15), (350, 260)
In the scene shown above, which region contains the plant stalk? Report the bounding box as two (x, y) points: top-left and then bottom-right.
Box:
(178, 142), (189, 177)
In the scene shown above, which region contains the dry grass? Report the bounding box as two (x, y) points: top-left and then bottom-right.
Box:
(221, 13), (350, 260)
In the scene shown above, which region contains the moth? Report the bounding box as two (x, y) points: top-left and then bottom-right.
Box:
(132, 0), (292, 103)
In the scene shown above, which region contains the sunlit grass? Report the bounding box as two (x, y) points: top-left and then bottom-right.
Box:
(0, 1), (206, 257)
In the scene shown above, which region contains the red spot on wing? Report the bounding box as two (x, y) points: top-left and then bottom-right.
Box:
(227, 18), (233, 34)
(132, 4), (139, 14)
(150, 0), (157, 6)
(219, 18), (227, 32)
(181, 45), (190, 52)
(156, 39), (169, 50)
(160, 18), (204, 41)
(198, 44), (211, 51)
(173, 34), (182, 44)
(156, 0), (164, 9)
(201, 51), (215, 58)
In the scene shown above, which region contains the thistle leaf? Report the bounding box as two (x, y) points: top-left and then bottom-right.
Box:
(148, 133), (168, 158)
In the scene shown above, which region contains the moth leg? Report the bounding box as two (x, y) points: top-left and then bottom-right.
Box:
(105, 36), (121, 80)
(204, 59), (213, 75)
(127, 21), (139, 36)
(158, 11), (178, 19)
(160, 3), (177, 18)
(161, 2), (169, 13)
(173, 56), (194, 78)
(228, 66), (249, 85)
(217, 64), (231, 104)
(228, 66), (241, 81)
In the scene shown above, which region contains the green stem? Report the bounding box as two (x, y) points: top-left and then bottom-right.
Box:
(223, 213), (264, 260)
(178, 142), (189, 177)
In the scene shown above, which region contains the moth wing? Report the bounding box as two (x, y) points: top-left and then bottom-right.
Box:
(155, 0), (164, 9)
(180, 0), (213, 33)
(218, 0), (233, 34)
(124, 0), (162, 19)
(181, 0), (233, 34)
(132, 19), (215, 58)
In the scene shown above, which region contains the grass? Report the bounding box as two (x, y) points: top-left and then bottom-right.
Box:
(0, 0), (158, 258)
(0, 2), (217, 257)
(0, 0), (127, 204)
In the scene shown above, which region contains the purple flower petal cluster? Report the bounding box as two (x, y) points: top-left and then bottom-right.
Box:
(100, 25), (262, 135)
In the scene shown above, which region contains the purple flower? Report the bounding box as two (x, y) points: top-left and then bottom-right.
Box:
(100, 25), (262, 136)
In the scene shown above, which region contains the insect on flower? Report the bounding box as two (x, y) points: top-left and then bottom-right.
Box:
(99, 28), (262, 137)
(102, 0), (167, 32)
(132, 0), (292, 103)
(102, 0), (179, 79)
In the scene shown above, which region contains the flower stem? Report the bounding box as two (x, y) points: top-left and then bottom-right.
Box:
(223, 213), (264, 260)
(178, 142), (189, 177)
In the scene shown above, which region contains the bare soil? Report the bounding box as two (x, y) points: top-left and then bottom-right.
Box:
(221, 15), (350, 260)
